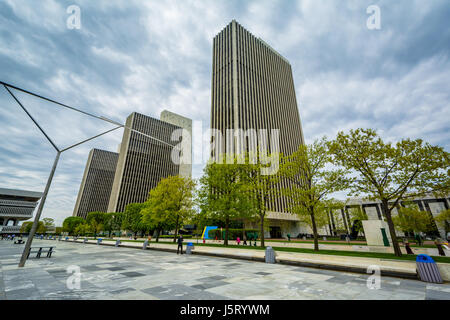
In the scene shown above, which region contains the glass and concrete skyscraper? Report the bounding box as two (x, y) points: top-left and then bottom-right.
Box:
(73, 149), (118, 219)
(107, 112), (182, 213)
(211, 20), (305, 237)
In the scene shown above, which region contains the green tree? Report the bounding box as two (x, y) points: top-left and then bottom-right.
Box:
(393, 206), (433, 235)
(36, 221), (46, 234)
(103, 213), (124, 237)
(146, 176), (196, 242)
(122, 203), (145, 237)
(328, 128), (450, 256)
(62, 216), (86, 235)
(74, 222), (91, 236)
(280, 138), (350, 251)
(42, 218), (55, 229)
(86, 212), (106, 238)
(197, 159), (254, 246)
(245, 152), (280, 247)
(20, 221), (33, 233)
(433, 209), (450, 235)
(142, 197), (175, 242)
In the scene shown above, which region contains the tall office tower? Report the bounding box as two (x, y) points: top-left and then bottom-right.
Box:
(160, 110), (192, 178)
(107, 112), (182, 213)
(73, 149), (118, 219)
(211, 20), (305, 237)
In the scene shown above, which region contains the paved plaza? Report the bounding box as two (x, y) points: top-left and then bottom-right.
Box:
(0, 240), (449, 300)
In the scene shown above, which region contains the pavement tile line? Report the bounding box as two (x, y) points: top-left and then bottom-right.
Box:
(65, 238), (422, 280)
(1, 240), (450, 300)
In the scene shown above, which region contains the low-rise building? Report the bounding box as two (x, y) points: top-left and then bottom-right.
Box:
(0, 188), (43, 234)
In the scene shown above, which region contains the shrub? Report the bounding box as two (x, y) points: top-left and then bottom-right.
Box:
(158, 235), (193, 239)
(208, 229), (259, 240)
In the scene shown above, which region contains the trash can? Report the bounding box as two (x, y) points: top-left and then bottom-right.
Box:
(143, 240), (148, 250)
(97, 238), (102, 245)
(65, 237), (69, 241)
(186, 242), (194, 255)
(115, 240), (121, 247)
(265, 246), (276, 264)
(416, 254), (443, 284)
(83, 237), (88, 243)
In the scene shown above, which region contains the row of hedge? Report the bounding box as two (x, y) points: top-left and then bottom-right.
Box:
(158, 235), (193, 239)
(208, 229), (259, 240)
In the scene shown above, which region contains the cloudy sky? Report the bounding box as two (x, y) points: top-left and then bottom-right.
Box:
(0, 0), (449, 225)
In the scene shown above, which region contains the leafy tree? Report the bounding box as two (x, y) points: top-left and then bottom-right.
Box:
(280, 138), (349, 251)
(62, 216), (86, 235)
(328, 128), (450, 256)
(20, 221), (33, 233)
(86, 212), (106, 238)
(122, 203), (145, 237)
(103, 213), (124, 237)
(197, 159), (254, 246)
(347, 205), (368, 236)
(434, 209), (450, 235)
(54, 227), (63, 235)
(327, 200), (348, 235)
(145, 176), (196, 242)
(393, 206), (433, 236)
(74, 222), (92, 236)
(42, 218), (55, 229)
(244, 152), (280, 247)
(21, 221), (46, 234)
(36, 221), (47, 234)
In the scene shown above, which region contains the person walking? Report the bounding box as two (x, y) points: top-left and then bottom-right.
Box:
(287, 233), (291, 242)
(236, 236), (241, 245)
(243, 234), (247, 246)
(404, 239), (414, 255)
(177, 235), (184, 255)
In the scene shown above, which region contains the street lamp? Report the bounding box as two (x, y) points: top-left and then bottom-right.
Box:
(1, 81), (179, 267)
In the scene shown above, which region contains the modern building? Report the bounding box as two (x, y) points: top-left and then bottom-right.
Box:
(160, 110), (192, 178)
(211, 20), (306, 237)
(73, 149), (119, 219)
(107, 112), (183, 213)
(0, 188), (43, 234)
(325, 195), (450, 239)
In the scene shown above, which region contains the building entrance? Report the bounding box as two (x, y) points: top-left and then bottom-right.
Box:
(269, 226), (282, 239)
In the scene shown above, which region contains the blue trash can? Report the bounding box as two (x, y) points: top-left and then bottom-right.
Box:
(186, 242), (194, 254)
(416, 254), (443, 283)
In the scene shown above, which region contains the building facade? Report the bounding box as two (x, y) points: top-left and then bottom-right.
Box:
(160, 110), (192, 178)
(73, 149), (119, 219)
(324, 195), (450, 239)
(0, 188), (43, 234)
(107, 112), (182, 213)
(211, 20), (306, 237)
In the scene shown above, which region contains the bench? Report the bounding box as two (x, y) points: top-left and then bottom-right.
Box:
(27, 246), (55, 259)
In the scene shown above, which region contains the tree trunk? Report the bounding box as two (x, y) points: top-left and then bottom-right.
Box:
(173, 215), (180, 243)
(382, 199), (402, 257)
(225, 216), (229, 246)
(156, 229), (160, 242)
(310, 208), (319, 251)
(260, 214), (265, 247)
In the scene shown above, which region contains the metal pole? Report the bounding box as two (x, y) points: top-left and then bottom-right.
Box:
(18, 151), (61, 267)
